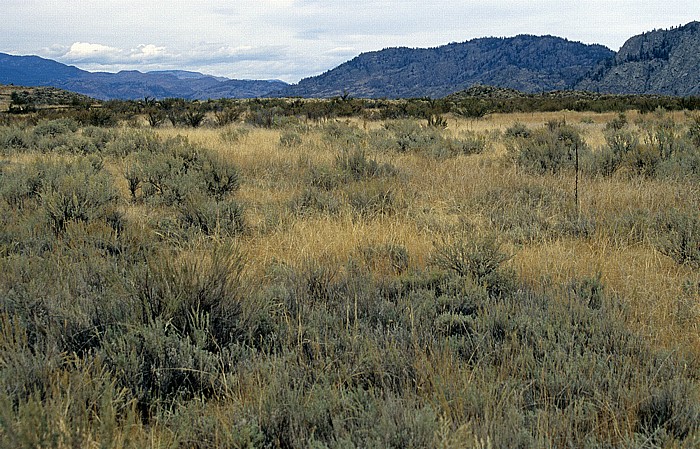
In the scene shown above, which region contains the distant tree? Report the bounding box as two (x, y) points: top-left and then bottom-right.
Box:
(183, 104), (207, 128)
(146, 107), (165, 127)
(161, 98), (187, 127)
(8, 91), (35, 113)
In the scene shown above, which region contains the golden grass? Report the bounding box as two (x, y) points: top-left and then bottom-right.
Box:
(13, 111), (700, 354)
(115, 112), (697, 356)
(514, 239), (699, 351)
(1, 109), (698, 446)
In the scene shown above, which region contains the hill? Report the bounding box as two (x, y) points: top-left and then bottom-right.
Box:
(274, 35), (614, 98)
(0, 84), (95, 112)
(576, 22), (700, 96)
(0, 53), (288, 100)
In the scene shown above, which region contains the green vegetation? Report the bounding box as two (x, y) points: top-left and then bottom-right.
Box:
(0, 100), (699, 448)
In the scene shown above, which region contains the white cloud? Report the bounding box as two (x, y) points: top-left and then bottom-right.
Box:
(63, 42), (123, 62)
(60, 42), (172, 65)
(134, 44), (166, 58)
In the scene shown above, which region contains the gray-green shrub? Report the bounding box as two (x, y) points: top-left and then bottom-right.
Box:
(507, 121), (587, 174)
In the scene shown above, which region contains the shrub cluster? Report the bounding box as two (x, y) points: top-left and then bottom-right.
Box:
(372, 120), (488, 158)
(584, 112), (700, 180)
(290, 123), (401, 218)
(117, 133), (244, 237)
(506, 120), (588, 174)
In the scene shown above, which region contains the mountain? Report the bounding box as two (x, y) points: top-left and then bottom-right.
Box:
(147, 70), (229, 82)
(4, 23), (700, 100)
(0, 54), (85, 86)
(576, 22), (700, 96)
(274, 35), (615, 98)
(0, 53), (288, 100)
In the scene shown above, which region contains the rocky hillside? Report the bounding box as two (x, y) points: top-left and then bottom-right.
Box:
(275, 35), (614, 98)
(576, 22), (700, 96)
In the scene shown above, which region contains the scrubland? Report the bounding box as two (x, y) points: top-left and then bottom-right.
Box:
(0, 104), (698, 448)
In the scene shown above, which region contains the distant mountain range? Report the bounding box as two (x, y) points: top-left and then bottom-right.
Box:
(277, 35), (614, 98)
(2, 22), (699, 100)
(0, 53), (289, 100)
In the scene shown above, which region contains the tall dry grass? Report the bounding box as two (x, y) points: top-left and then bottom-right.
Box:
(152, 113), (698, 352)
(1, 108), (698, 447)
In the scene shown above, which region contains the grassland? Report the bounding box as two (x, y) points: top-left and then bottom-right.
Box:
(0, 103), (698, 448)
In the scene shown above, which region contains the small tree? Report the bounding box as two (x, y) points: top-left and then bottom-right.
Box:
(8, 91), (35, 113)
(183, 105), (206, 128)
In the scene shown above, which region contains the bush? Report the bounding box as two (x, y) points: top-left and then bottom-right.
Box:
(0, 163), (43, 209)
(359, 242), (410, 275)
(688, 114), (700, 148)
(605, 112), (628, 131)
(135, 244), (247, 348)
(386, 120), (445, 154)
(279, 131), (302, 148)
(335, 146), (397, 181)
(636, 379), (700, 441)
(654, 209), (700, 267)
(105, 129), (159, 157)
(431, 234), (514, 298)
(504, 122), (531, 139)
(0, 127), (34, 154)
(200, 151), (240, 200)
(346, 180), (396, 217)
(246, 107), (282, 128)
(39, 159), (119, 234)
(76, 108), (117, 127)
(133, 137), (241, 205)
(178, 196), (245, 237)
(508, 121), (587, 174)
(290, 188), (340, 216)
(33, 118), (78, 137)
(213, 106), (243, 127)
(450, 131), (488, 156)
(307, 164), (341, 191)
(100, 318), (223, 415)
(183, 108), (207, 128)
(220, 126), (251, 144)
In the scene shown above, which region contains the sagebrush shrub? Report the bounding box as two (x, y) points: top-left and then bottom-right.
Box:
(135, 244), (246, 348)
(220, 126), (250, 143)
(200, 151), (240, 200)
(504, 122), (531, 139)
(290, 187), (340, 216)
(178, 195), (245, 237)
(345, 180), (396, 217)
(33, 118), (78, 137)
(335, 146), (396, 181)
(0, 126), (34, 154)
(129, 137), (241, 206)
(654, 209), (700, 267)
(279, 131), (302, 147)
(39, 158), (118, 234)
(431, 234), (514, 298)
(508, 122), (587, 174)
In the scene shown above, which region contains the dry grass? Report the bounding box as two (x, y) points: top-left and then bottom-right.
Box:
(148, 113), (700, 347)
(2, 109), (698, 447)
(143, 113), (700, 359)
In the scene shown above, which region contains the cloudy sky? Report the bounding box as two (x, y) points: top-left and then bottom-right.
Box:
(3, 1), (698, 83)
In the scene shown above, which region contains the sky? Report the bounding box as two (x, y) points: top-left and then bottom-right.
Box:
(3, 1), (698, 83)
